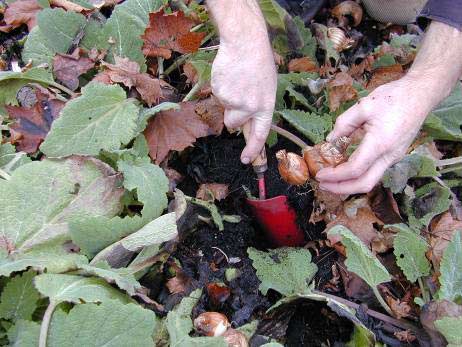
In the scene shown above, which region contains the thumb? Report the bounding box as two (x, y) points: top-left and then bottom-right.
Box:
(327, 103), (367, 142)
(241, 113), (271, 164)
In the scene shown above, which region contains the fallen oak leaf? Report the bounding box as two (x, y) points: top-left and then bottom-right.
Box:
(95, 56), (172, 106)
(367, 64), (404, 91)
(53, 48), (95, 91)
(288, 57), (318, 73)
(144, 97), (224, 164)
(0, 0), (41, 32)
(6, 89), (64, 153)
(141, 9), (206, 59)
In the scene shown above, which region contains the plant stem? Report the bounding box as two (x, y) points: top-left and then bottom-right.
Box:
(437, 156), (462, 167)
(164, 54), (191, 76)
(157, 57), (164, 77)
(182, 82), (201, 102)
(48, 81), (76, 97)
(0, 168), (11, 180)
(418, 277), (430, 303)
(39, 300), (58, 347)
(372, 286), (394, 317)
(270, 124), (309, 149)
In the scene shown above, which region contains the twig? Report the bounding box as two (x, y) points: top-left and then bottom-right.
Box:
(39, 300), (58, 347)
(182, 82), (201, 102)
(312, 290), (421, 333)
(270, 124), (309, 149)
(157, 57), (164, 78)
(418, 277), (430, 303)
(48, 81), (76, 98)
(164, 54), (191, 76)
(436, 156), (462, 167)
(199, 45), (219, 51)
(372, 286), (394, 317)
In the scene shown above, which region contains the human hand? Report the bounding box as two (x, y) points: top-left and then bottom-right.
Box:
(316, 77), (432, 194)
(211, 36), (277, 164)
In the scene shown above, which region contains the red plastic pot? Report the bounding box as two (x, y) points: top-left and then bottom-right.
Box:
(246, 195), (306, 247)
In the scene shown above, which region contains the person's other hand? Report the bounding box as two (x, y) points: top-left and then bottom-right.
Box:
(316, 77), (432, 194)
(211, 38), (277, 164)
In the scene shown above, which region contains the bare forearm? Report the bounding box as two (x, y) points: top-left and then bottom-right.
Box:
(406, 21), (462, 112)
(207, 0), (269, 44)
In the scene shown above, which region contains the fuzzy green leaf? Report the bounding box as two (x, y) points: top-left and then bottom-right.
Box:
(277, 109), (331, 144)
(36, 8), (86, 54)
(438, 231), (462, 302)
(276, 72), (318, 109)
(103, 0), (163, 70)
(435, 316), (462, 347)
(78, 261), (141, 296)
(7, 320), (40, 347)
(166, 289), (227, 347)
(48, 300), (157, 347)
(22, 27), (55, 66)
(0, 143), (30, 175)
(34, 274), (130, 304)
(294, 17), (317, 58)
(392, 224), (431, 282)
(382, 153), (439, 193)
(70, 158), (169, 257)
(0, 157), (123, 274)
(259, 0), (287, 31)
(0, 68), (54, 106)
(424, 83), (462, 141)
(41, 82), (139, 157)
(328, 225), (391, 287)
(0, 270), (40, 322)
(248, 247), (317, 296)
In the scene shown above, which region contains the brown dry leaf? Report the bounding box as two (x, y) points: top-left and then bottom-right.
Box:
(386, 296), (411, 319)
(326, 197), (385, 251)
(428, 212), (462, 267)
(97, 56), (171, 106)
(288, 57), (318, 73)
(394, 330), (416, 343)
(338, 259), (372, 301)
(349, 55), (374, 81)
(421, 300), (462, 347)
(206, 283), (231, 306)
(6, 89), (64, 153)
(368, 186), (402, 224)
(166, 264), (193, 295)
(49, 0), (87, 12)
(196, 183), (229, 202)
(367, 64), (404, 91)
(142, 9), (206, 59)
(310, 185), (346, 223)
(194, 96), (224, 135)
(144, 97), (224, 164)
(183, 62), (198, 84)
(327, 72), (358, 111)
(0, 0), (41, 32)
(53, 49), (95, 91)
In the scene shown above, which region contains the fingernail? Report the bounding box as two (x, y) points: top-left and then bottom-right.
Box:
(242, 157), (250, 164)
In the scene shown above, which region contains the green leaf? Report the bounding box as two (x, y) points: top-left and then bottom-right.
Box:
(0, 157), (123, 271)
(294, 17), (316, 59)
(328, 225), (391, 287)
(48, 300), (157, 347)
(435, 316), (462, 347)
(382, 153), (438, 193)
(70, 159), (169, 257)
(248, 247), (317, 296)
(80, 17), (109, 52)
(166, 289), (227, 347)
(34, 274), (130, 304)
(392, 224), (431, 282)
(276, 72), (318, 110)
(277, 109), (331, 144)
(36, 8), (86, 54)
(41, 82), (139, 157)
(424, 83), (462, 141)
(259, 0), (288, 31)
(7, 320), (40, 347)
(0, 270), (40, 322)
(346, 326), (377, 347)
(438, 231), (462, 302)
(0, 68), (54, 106)
(22, 27), (55, 66)
(103, 0), (163, 71)
(78, 261), (141, 296)
(0, 143), (30, 175)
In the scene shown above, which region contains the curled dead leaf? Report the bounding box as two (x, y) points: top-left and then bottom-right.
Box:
(327, 72), (358, 111)
(386, 296), (411, 319)
(142, 9), (206, 59)
(331, 1), (363, 27)
(53, 48), (95, 91)
(288, 57), (318, 73)
(197, 183), (229, 202)
(367, 64), (404, 91)
(0, 0), (41, 32)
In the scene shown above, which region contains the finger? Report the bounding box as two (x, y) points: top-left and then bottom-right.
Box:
(316, 132), (385, 182)
(319, 157), (390, 195)
(241, 113), (271, 164)
(224, 109), (250, 130)
(326, 103), (368, 142)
